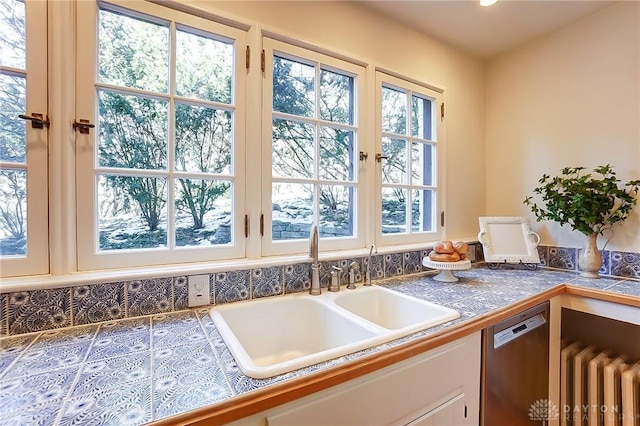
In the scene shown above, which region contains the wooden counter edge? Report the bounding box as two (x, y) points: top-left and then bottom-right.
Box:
(149, 283), (639, 426)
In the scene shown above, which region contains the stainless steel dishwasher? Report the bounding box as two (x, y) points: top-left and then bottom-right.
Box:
(481, 301), (550, 426)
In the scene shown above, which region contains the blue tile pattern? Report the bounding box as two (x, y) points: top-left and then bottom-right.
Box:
(173, 276), (190, 310)
(403, 251), (421, 275)
(58, 384), (152, 426)
(2, 399), (62, 426)
(548, 247), (576, 270)
(251, 266), (283, 298)
(215, 270), (250, 304)
(384, 253), (403, 278)
(611, 251), (640, 279)
(8, 288), (71, 334)
(0, 309), (233, 425)
(284, 262), (311, 293)
(72, 352), (150, 395)
(126, 278), (173, 317)
(73, 282), (125, 325)
(0, 366), (78, 413)
(365, 254), (384, 280)
(537, 246), (549, 266)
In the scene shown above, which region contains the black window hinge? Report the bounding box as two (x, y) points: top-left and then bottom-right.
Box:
(260, 214), (264, 236)
(440, 102), (445, 120)
(245, 46), (250, 70)
(440, 211), (445, 227)
(244, 214), (249, 238)
(261, 49), (265, 73)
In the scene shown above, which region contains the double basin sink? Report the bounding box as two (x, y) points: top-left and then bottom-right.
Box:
(210, 285), (459, 378)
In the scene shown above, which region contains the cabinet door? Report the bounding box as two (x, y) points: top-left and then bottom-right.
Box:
(406, 393), (466, 426)
(254, 332), (481, 426)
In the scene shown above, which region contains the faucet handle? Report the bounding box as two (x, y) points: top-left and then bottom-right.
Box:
(329, 266), (341, 292)
(347, 262), (358, 290)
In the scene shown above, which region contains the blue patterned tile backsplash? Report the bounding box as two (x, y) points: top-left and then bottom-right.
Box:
(611, 252), (640, 278)
(1, 243), (639, 337)
(73, 283), (125, 326)
(126, 278), (173, 318)
(8, 289), (71, 335)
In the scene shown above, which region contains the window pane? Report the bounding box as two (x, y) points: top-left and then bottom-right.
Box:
(411, 141), (433, 186)
(175, 178), (231, 247)
(98, 8), (168, 93)
(175, 104), (231, 174)
(0, 0), (26, 69)
(411, 95), (432, 139)
(272, 182), (313, 241)
(273, 56), (314, 117)
(319, 184), (354, 238)
(176, 29), (232, 103)
(411, 189), (434, 232)
(382, 187), (406, 234)
(320, 69), (352, 124)
(382, 137), (407, 184)
(98, 90), (168, 170)
(272, 118), (314, 179)
(98, 175), (167, 250)
(0, 73), (26, 162)
(381, 86), (406, 134)
(0, 168), (26, 256)
(319, 127), (354, 181)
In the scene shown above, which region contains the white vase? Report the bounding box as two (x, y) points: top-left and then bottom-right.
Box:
(578, 232), (602, 278)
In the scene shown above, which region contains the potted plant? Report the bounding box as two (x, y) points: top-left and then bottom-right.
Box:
(524, 164), (640, 278)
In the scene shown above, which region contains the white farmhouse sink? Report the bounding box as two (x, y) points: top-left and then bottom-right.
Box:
(210, 285), (459, 378)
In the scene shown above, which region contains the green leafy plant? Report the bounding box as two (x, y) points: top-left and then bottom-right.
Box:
(523, 165), (640, 236)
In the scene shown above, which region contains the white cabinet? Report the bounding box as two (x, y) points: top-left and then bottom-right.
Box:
(230, 332), (481, 426)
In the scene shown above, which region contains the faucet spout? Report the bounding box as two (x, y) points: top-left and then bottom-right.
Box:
(309, 225), (321, 295)
(365, 244), (377, 286)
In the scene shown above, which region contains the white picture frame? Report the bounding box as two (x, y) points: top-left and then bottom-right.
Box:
(477, 216), (541, 264)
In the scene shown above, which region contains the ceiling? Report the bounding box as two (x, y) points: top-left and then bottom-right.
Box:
(357, 0), (617, 59)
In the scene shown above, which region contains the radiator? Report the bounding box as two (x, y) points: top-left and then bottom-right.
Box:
(560, 341), (640, 426)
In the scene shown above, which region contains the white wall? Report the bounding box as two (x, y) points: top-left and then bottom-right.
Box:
(486, 1), (640, 252)
(194, 0), (486, 242)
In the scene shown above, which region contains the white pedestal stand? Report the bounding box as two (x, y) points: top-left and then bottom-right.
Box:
(422, 258), (472, 282)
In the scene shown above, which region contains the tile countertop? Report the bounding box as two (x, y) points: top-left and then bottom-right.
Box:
(1, 266), (639, 426)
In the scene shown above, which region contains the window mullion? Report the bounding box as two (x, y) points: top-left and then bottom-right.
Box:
(314, 63), (322, 227)
(167, 21), (177, 250)
(404, 91), (412, 233)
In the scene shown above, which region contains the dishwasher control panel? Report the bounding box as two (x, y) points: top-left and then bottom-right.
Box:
(493, 312), (546, 349)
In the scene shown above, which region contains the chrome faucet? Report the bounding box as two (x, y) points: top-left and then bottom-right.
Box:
(309, 225), (321, 295)
(365, 244), (377, 286)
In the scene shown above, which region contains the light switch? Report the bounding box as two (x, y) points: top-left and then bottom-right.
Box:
(188, 274), (210, 307)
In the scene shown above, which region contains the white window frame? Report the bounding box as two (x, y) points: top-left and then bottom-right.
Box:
(75, 0), (247, 271)
(375, 71), (445, 246)
(0, 0), (49, 277)
(261, 38), (367, 257)
(1, 1), (451, 282)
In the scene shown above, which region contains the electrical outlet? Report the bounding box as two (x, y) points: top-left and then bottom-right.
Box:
(188, 274), (210, 307)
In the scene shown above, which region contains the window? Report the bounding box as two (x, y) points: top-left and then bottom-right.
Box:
(2, 0), (446, 280)
(376, 72), (443, 245)
(262, 39), (366, 256)
(76, 1), (247, 270)
(0, 0), (49, 277)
